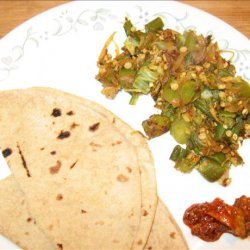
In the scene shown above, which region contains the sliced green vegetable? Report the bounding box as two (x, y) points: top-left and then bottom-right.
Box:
(189, 133), (203, 153)
(197, 157), (227, 182)
(180, 80), (198, 105)
(129, 93), (140, 105)
(172, 149), (200, 173)
(133, 66), (159, 94)
(162, 103), (175, 120)
(163, 87), (180, 107)
(142, 114), (171, 138)
(218, 68), (234, 77)
(231, 120), (244, 136)
(192, 113), (203, 125)
(184, 31), (197, 50)
(176, 33), (185, 47)
(209, 152), (226, 165)
(170, 145), (188, 161)
(232, 79), (250, 98)
(153, 41), (175, 51)
(118, 68), (136, 88)
(123, 19), (133, 36)
(194, 99), (213, 119)
(175, 158), (197, 173)
(219, 111), (236, 128)
(145, 17), (164, 32)
(124, 37), (139, 55)
(170, 118), (192, 144)
(214, 124), (226, 140)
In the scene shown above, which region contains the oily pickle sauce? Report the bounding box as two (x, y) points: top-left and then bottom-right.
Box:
(183, 196), (250, 241)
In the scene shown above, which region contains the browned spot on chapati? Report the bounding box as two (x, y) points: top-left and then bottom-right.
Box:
(90, 142), (101, 147)
(170, 232), (176, 239)
(40, 147), (45, 151)
(56, 193), (63, 201)
(89, 122), (100, 132)
(51, 108), (61, 117)
(57, 243), (63, 250)
(17, 143), (31, 177)
(49, 160), (62, 174)
(137, 239), (143, 245)
(112, 118), (116, 124)
(2, 148), (12, 158)
(111, 140), (122, 146)
(128, 212), (134, 218)
(70, 122), (80, 129)
(50, 151), (56, 155)
(142, 209), (148, 216)
(113, 239), (119, 243)
(95, 220), (104, 225)
(66, 111), (74, 116)
(57, 130), (70, 139)
(117, 174), (129, 182)
(81, 209), (87, 214)
(126, 167), (132, 173)
(90, 142), (102, 152)
(48, 224), (54, 230)
(26, 217), (32, 223)
(25, 232), (29, 236)
(70, 160), (78, 169)
(147, 246), (152, 250)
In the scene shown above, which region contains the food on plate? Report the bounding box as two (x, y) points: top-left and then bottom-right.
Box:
(146, 199), (188, 250)
(0, 87), (187, 250)
(0, 87), (156, 250)
(0, 176), (54, 250)
(183, 196), (250, 241)
(0, 176), (188, 250)
(96, 17), (250, 183)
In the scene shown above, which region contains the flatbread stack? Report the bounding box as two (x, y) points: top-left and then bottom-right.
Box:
(0, 87), (188, 250)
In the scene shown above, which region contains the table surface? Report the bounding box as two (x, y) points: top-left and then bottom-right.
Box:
(0, 1), (250, 39)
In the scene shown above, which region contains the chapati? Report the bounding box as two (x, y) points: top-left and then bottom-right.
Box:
(0, 87), (157, 250)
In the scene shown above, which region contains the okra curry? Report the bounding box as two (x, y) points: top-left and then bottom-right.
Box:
(96, 17), (250, 184)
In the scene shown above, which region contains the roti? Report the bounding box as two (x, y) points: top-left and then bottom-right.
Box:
(146, 199), (188, 250)
(0, 177), (187, 250)
(36, 87), (158, 249)
(0, 87), (157, 250)
(32, 87), (158, 249)
(0, 176), (53, 250)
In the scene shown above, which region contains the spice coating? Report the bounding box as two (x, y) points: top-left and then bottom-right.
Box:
(96, 17), (250, 183)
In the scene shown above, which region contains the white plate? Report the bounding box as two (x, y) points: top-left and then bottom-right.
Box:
(0, 1), (249, 249)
